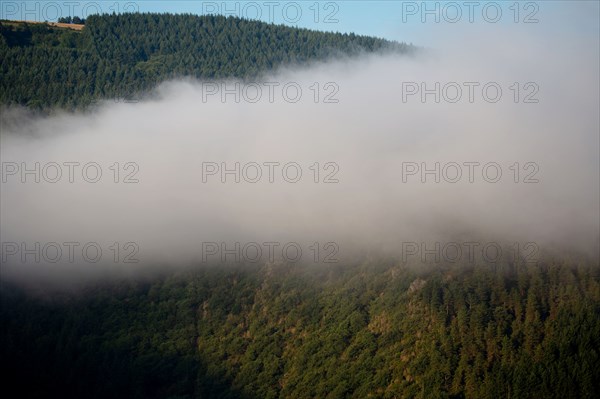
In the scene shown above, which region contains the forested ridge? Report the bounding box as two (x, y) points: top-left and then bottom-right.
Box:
(0, 13), (412, 109)
(2, 260), (599, 398)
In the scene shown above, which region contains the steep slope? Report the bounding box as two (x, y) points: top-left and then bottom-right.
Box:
(2, 260), (599, 398)
(0, 13), (413, 109)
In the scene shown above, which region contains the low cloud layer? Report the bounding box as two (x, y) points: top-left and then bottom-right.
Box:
(1, 12), (599, 287)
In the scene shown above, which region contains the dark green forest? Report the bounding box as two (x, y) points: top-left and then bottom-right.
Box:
(0, 13), (412, 109)
(2, 259), (599, 398)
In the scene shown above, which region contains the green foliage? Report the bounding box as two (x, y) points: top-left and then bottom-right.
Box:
(1, 261), (599, 398)
(58, 16), (86, 24)
(0, 13), (412, 110)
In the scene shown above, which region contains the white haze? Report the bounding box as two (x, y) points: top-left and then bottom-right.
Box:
(1, 9), (599, 287)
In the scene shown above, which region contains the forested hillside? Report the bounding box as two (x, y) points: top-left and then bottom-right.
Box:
(2, 260), (599, 398)
(0, 13), (412, 109)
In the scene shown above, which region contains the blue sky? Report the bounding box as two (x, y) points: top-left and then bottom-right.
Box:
(1, 1), (598, 46)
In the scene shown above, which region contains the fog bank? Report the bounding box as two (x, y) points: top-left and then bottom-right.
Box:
(1, 12), (599, 287)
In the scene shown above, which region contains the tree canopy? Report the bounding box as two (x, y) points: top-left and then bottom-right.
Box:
(2, 259), (599, 398)
(0, 13), (413, 109)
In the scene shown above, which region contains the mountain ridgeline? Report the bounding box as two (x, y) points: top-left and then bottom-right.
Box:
(0, 13), (413, 109)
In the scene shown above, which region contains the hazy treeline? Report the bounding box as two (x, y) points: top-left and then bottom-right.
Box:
(2, 260), (599, 398)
